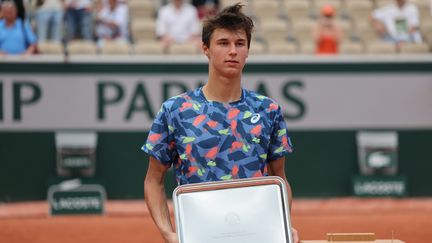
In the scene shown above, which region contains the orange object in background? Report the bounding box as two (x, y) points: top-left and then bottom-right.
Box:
(316, 35), (338, 54)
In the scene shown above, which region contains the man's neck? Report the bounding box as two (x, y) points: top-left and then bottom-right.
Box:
(173, 2), (183, 10)
(5, 18), (16, 27)
(203, 75), (242, 103)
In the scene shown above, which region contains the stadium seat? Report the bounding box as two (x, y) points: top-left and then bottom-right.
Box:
(412, 0), (431, 19)
(267, 41), (298, 54)
(291, 19), (316, 44)
(253, 1), (281, 20)
(284, 0), (311, 22)
(128, 0), (155, 19)
(249, 41), (267, 55)
(339, 41), (365, 54)
(259, 18), (289, 42)
(131, 19), (157, 42)
(423, 30), (432, 50)
(299, 41), (315, 54)
(67, 41), (98, 55)
(399, 43), (430, 54)
(420, 17), (432, 39)
(355, 21), (380, 43)
(133, 41), (165, 55)
(345, 0), (373, 24)
(100, 42), (131, 55)
(168, 43), (200, 55)
(374, 0), (394, 8)
(38, 41), (64, 55)
(365, 41), (396, 54)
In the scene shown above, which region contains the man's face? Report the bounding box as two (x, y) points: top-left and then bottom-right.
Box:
(109, 0), (117, 9)
(1, 4), (17, 22)
(172, 0), (183, 8)
(203, 28), (249, 79)
(396, 0), (406, 7)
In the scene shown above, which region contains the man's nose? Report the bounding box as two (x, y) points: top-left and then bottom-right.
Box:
(228, 43), (237, 55)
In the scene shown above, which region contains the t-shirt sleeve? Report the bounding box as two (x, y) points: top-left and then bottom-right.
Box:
(24, 21), (37, 44)
(407, 5), (420, 27)
(267, 105), (293, 162)
(155, 9), (167, 37)
(141, 104), (177, 167)
(372, 7), (385, 21)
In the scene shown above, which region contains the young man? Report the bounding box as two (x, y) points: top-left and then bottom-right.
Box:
(143, 3), (299, 243)
(371, 0), (422, 45)
(156, 0), (201, 52)
(0, 0), (37, 55)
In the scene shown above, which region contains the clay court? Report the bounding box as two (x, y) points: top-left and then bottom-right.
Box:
(1, 198), (431, 243)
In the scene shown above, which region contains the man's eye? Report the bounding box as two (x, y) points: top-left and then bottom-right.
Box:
(236, 42), (246, 47)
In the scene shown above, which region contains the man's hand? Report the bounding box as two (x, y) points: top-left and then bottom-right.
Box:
(292, 227), (300, 243)
(163, 231), (179, 243)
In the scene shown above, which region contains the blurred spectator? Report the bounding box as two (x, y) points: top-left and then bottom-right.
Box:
(95, 0), (128, 44)
(0, 0), (25, 20)
(156, 0), (200, 51)
(64, 0), (93, 41)
(34, 0), (63, 42)
(314, 4), (342, 54)
(0, 0), (37, 55)
(371, 0), (422, 45)
(192, 0), (219, 20)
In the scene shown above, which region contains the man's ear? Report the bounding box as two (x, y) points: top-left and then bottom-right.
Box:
(202, 43), (209, 57)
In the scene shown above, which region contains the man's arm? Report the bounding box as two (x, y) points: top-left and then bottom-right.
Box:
(24, 44), (36, 55)
(268, 157), (299, 243)
(268, 157), (292, 210)
(144, 156), (178, 243)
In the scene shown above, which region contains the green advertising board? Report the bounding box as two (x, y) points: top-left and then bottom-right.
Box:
(48, 182), (106, 215)
(352, 176), (407, 197)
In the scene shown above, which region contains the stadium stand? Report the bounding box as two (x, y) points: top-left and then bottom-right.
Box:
(284, 0), (311, 21)
(339, 41), (365, 54)
(399, 42), (430, 53)
(252, 1), (281, 20)
(134, 41), (165, 55)
(259, 18), (290, 43)
(130, 19), (157, 42)
(100, 41), (131, 55)
(267, 40), (298, 54)
(249, 40), (267, 54)
(168, 42), (200, 54)
(366, 41), (397, 54)
(128, 0), (156, 19)
(8, 0), (430, 56)
(67, 41), (98, 55)
(38, 41), (64, 55)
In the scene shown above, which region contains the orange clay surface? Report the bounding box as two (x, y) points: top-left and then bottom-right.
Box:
(1, 198), (432, 243)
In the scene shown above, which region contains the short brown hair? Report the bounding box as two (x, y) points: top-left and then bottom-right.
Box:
(202, 3), (254, 48)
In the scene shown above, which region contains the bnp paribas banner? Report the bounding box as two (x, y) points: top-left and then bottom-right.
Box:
(1, 73), (431, 130)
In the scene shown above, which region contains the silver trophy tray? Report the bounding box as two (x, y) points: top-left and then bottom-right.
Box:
(173, 176), (293, 243)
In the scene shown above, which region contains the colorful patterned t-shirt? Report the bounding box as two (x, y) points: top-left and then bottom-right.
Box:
(142, 87), (293, 185)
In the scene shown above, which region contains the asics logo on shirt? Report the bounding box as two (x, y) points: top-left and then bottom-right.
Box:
(251, 113), (261, 124)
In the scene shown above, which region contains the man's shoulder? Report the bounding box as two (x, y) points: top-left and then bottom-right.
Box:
(161, 88), (201, 112)
(403, 3), (419, 12)
(183, 3), (198, 13)
(158, 3), (174, 15)
(244, 89), (279, 106)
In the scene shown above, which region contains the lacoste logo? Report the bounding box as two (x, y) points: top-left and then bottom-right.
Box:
(250, 113), (260, 124)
